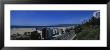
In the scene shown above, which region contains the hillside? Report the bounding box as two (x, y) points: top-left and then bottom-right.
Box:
(73, 16), (100, 40)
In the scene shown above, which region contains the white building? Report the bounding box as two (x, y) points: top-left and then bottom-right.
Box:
(11, 28), (36, 35)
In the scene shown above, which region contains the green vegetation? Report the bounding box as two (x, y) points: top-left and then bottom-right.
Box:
(74, 16), (100, 40)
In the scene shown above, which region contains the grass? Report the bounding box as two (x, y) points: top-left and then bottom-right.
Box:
(76, 25), (100, 40)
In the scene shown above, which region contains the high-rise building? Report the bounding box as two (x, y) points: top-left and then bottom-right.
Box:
(42, 28), (48, 40)
(47, 28), (53, 40)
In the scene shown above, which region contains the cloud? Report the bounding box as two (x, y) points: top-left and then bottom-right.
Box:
(93, 11), (100, 18)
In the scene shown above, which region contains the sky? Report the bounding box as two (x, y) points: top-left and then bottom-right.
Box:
(11, 10), (97, 26)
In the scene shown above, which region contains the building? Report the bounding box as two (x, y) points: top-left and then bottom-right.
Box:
(11, 28), (36, 35)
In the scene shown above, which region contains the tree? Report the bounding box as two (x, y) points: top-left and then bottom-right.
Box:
(30, 28), (41, 40)
(74, 25), (82, 34)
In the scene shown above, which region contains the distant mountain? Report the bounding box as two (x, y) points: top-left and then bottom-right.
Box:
(11, 24), (80, 28)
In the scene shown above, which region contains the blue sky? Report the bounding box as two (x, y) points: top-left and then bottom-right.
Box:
(11, 10), (97, 26)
